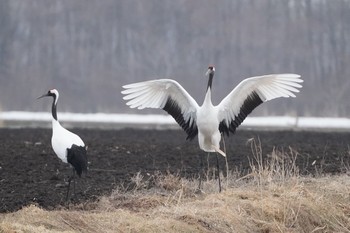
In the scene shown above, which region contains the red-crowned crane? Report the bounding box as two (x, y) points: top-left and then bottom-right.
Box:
(122, 66), (303, 192)
(38, 89), (88, 200)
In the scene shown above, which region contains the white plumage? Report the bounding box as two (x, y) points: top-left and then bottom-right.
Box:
(122, 66), (303, 158)
(38, 88), (87, 200)
(51, 119), (85, 163)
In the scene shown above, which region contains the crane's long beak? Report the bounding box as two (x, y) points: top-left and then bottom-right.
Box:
(37, 93), (49, 100)
(205, 66), (215, 77)
(205, 69), (211, 76)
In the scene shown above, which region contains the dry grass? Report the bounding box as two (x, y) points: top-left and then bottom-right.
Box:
(1, 139), (350, 233)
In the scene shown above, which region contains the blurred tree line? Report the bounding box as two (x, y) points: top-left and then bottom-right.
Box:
(0, 0), (349, 117)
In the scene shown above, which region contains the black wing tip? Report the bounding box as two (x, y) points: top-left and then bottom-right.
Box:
(186, 128), (198, 140)
(163, 97), (198, 140)
(67, 145), (88, 177)
(219, 91), (263, 136)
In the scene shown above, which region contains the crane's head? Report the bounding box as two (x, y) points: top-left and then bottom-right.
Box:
(205, 66), (215, 77)
(205, 66), (215, 90)
(37, 89), (59, 99)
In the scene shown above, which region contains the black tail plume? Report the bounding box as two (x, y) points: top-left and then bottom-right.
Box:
(67, 145), (88, 177)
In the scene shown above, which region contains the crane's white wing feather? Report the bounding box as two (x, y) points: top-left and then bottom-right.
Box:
(51, 120), (85, 163)
(122, 79), (200, 140)
(217, 74), (303, 135)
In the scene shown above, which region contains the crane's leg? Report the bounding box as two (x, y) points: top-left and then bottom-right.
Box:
(66, 168), (75, 201)
(216, 153), (222, 192)
(197, 153), (204, 191)
(66, 179), (71, 201)
(73, 169), (76, 196)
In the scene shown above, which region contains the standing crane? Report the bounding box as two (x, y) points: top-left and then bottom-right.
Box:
(38, 89), (88, 200)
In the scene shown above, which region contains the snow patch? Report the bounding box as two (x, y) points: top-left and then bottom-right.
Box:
(0, 111), (349, 130)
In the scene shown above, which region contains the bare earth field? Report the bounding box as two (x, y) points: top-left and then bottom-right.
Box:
(0, 128), (350, 214)
(0, 129), (350, 232)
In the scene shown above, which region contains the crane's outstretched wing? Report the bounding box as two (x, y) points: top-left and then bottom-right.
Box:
(122, 79), (199, 140)
(217, 74), (303, 136)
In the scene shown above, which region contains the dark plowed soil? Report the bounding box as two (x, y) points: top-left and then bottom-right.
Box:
(1, 128), (350, 213)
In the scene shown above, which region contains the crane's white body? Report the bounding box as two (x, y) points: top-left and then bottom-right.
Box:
(197, 89), (221, 153)
(51, 119), (85, 163)
(122, 71), (303, 157)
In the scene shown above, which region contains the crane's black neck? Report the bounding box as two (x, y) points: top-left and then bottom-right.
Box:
(52, 96), (58, 121)
(207, 72), (214, 91)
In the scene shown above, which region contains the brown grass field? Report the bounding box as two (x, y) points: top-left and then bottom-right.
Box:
(0, 128), (350, 232)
